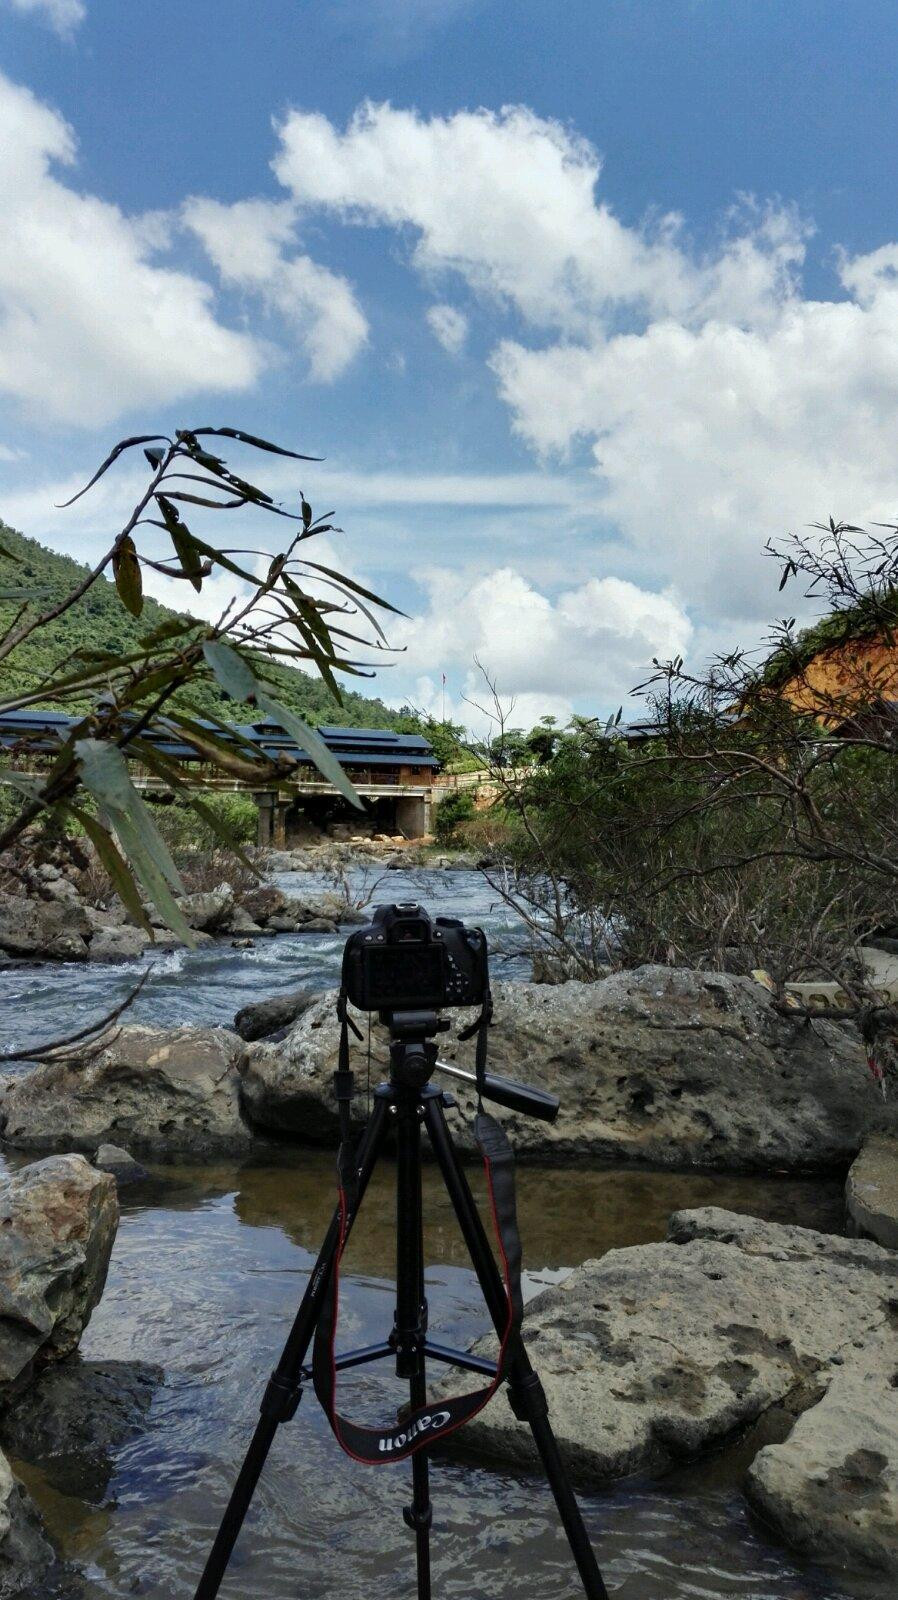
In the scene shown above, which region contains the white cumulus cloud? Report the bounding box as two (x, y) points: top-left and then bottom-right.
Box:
(390, 565), (692, 731)
(182, 196), (368, 382)
(0, 73), (263, 426)
(273, 102), (806, 335)
(426, 302), (468, 355)
(271, 99), (898, 628)
(4, 0), (84, 35)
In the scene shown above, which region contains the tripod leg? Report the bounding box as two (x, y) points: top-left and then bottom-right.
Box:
(395, 1092), (432, 1600)
(423, 1097), (609, 1600)
(193, 1093), (392, 1600)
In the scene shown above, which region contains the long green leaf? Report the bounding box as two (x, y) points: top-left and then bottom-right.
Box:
(167, 522), (204, 592)
(190, 427), (322, 461)
(255, 691), (363, 810)
(159, 712), (267, 779)
(203, 639), (258, 700)
(300, 561), (406, 616)
(68, 804), (154, 935)
(183, 795), (260, 876)
(138, 616), (199, 647)
(179, 532), (257, 584)
(0, 770), (44, 802)
(57, 435), (169, 507)
(75, 738), (190, 937)
(113, 536), (143, 617)
(111, 810), (194, 945)
(75, 739), (135, 811)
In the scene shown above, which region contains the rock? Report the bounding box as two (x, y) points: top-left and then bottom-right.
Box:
(0, 1155), (118, 1396)
(88, 924), (151, 963)
(436, 1208), (897, 1493)
(175, 883), (233, 931)
(0, 892), (91, 962)
(224, 905), (262, 936)
(0, 1027), (251, 1156)
(238, 885), (287, 923)
(93, 1143), (148, 1184)
(262, 895), (363, 933)
(234, 987), (318, 1042)
(847, 1135), (898, 1248)
(255, 850), (298, 874)
(83, 904), (126, 932)
(152, 928), (213, 950)
(746, 1359), (898, 1579)
(0, 1447), (64, 1598)
(0, 1357), (162, 1503)
(36, 876), (82, 909)
(239, 968), (877, 1168)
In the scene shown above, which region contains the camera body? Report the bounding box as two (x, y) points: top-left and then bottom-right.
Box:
(341, 902), (488, 1014)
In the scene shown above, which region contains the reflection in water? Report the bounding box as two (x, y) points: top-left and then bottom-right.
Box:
(10, 1148), (868, 1600)
(0, 866), (870, 1597)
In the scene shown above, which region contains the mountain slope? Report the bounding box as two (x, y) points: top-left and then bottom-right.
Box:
(0, 521), (419, 732)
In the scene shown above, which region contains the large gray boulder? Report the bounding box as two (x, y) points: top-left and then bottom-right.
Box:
(0, 1357), (161, 1503)
(88, 924), (151, 963)
(439, 1208), (896, 1483)
(0, 1027), (251, 1156)
(847, 1135), (898, 1248)
(746, 1354), (898, 1580)
(174, 884), (234, 931)
(239, 967), (876, 1168)
(0, 891), (91, 962)
(0, 1447), (66, 1598)
(0, 1155), (118, 1398)
(234, 986), (318, 1042)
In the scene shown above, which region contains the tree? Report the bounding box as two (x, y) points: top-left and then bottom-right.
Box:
(472, 522), (898, 1091)
(0, 425), (398, 945)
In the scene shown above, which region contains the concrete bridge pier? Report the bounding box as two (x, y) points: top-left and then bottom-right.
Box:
(253, 791), (291, 848)
(395, 792), (430, 838)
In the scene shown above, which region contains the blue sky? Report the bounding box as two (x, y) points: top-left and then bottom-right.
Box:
(1, 0), (897, 730)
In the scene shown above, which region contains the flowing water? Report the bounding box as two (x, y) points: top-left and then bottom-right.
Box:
(0, 867), (529, 1052)
(0, 866), (886, 1600)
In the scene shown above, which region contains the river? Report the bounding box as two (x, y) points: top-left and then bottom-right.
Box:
(0, 866), (884, 1600)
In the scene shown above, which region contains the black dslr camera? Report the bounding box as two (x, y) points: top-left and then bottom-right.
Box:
(342, 902), (488, 1014)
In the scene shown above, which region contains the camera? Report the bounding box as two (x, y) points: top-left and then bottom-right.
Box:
(341, 902), (488, 1014)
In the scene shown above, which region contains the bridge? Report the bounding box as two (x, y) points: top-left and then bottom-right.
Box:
(0, 709), (439, 845)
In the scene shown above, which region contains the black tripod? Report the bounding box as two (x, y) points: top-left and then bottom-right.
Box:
(193, 1010), (608, 1600)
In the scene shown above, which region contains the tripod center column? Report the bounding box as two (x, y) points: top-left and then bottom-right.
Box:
(392, 1081), (427, 1379)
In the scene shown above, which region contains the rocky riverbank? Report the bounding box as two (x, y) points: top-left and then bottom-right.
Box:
(0, 837), (495, 966)
(0, 966), (887, 1172)
(437, 1206), (898, 1584)
(238, 966), (883, 1169)
(0, 873), (369, 965)
(0, 1153), (122, 1594)
(0, 1139), (893, 1591)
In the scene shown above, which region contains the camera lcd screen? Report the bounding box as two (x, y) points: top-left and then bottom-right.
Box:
(362, 944), (446, 1009)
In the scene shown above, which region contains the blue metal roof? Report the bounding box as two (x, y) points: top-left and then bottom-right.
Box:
(0, 707), (438, 774)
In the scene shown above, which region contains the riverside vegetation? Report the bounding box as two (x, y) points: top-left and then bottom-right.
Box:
(0, 429), (897, 1596)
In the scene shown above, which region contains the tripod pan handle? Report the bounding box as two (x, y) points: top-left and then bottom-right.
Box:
(481, 1073), (559, 1123)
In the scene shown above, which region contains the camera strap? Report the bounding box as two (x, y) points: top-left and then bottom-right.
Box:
(334, 991), (362, 1149)
(311, 1107), (523, 1466)
(458, 987), (493, 1099)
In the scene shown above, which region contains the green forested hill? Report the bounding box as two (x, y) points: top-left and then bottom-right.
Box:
(0, 521), (419, 732)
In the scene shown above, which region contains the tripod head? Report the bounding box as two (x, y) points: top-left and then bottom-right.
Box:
(384, 1009), (560, 1123)
(386, 1010), (450, 1092)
